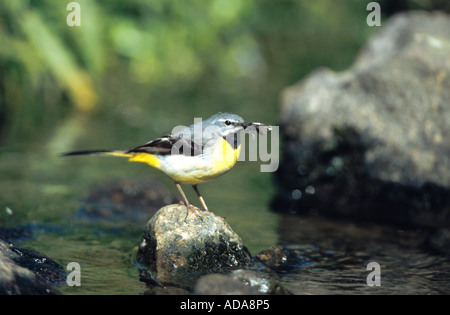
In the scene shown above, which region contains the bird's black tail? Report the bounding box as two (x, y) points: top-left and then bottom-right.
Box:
(60, 149), (131, 158)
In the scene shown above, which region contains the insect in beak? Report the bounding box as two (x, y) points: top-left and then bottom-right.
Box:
(243, 122), (272, 135)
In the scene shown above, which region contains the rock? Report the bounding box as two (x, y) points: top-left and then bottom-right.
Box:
(5, 246), (67, 285)
(143, 284), (191, 295)
(194, 268), (288, 295)
(256, 245), (316, 272)
(275, 11), (450, 229)
(193, 273), (260, 295)
(0, 240), (64, 295)
(136, 204), (253, 289)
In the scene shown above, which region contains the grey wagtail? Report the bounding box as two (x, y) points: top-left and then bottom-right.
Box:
(62, 112), (270, 217)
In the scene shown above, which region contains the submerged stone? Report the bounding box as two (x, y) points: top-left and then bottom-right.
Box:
(136, 204), (253, 289)
(256, 245), (318, 272)
(79, 178), (175, 222)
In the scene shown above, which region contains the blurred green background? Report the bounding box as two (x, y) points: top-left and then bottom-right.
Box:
(1, 0), (448, 294)
(0, 0), (375, 149)
(3, 0), (448, 151)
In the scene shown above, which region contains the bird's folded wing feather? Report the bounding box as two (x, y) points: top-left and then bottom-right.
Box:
(126, 135), (203, 156)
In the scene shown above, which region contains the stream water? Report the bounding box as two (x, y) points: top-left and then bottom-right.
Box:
(1, 145), (449, 295)
(276, 214), (450, 294)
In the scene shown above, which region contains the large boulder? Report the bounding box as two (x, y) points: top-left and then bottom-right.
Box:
(274, 11), (450, 229)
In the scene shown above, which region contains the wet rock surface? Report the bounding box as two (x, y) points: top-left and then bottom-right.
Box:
(256, 245), (317, 272)
(0, 239), (65, 295)
(193, 272), (261, 295)
(274, 11), (450, 229)
(194, 269), (287, 295)
(136, 204), (253, 290)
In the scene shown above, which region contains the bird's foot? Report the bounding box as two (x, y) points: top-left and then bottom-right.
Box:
(182, 203), (203, 222)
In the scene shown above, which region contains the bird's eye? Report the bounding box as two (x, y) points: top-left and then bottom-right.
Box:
(225, 120), (231, 126)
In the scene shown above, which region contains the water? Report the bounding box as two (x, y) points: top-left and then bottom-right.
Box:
(1, 142), (449, 295)
(276, 214), (450, 294)
(0, 144), (279, 295)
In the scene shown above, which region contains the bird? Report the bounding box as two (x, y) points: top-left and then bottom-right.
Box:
(61, 112), (270, 219)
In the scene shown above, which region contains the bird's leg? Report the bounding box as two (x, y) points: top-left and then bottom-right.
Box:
(175, 182), (190, 207)
(192, 184), (209, 211)
(174, 182), (202, 221)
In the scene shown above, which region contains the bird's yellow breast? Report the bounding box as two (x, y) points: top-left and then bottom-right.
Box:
(172, 137), (241, 184)
(127, 137), (241, 185)
(209, 136), (241, 175)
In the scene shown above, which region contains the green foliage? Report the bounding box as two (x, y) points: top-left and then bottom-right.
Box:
(0, 0), (380, 148)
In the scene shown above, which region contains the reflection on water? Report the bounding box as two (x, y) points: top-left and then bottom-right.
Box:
(277, 214), (450, 294)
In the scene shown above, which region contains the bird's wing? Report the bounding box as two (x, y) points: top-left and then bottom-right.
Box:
(125, 134), (203, 156)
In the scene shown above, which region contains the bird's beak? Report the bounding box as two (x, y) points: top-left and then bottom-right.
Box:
(242, 121), (272, 134)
